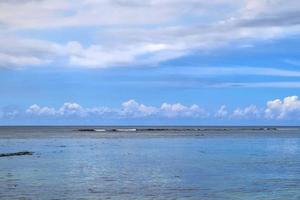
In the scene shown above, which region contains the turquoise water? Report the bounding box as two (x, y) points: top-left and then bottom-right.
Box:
(0, 128), (300, 199)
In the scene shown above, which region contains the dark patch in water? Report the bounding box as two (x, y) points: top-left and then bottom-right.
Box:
(0, 151), (33, 157)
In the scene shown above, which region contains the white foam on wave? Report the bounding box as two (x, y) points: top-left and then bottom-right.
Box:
(276, 128), (300, 131)
(94, 129), (106, 132)
(115, 129), (137, 132)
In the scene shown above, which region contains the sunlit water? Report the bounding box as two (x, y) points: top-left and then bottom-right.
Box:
(0, 127), (300, 199)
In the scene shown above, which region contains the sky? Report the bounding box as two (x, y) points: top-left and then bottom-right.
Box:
(1, 0), (300, 125)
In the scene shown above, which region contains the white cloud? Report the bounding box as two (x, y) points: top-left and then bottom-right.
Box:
(160, 103), (206, 118)
(66, 41), (178, 68)
(0, 0), (240, 29)
(215, 105), (228, 118)
(0, 36), (65, 68)
(57, 102), (86, 117)
(26, 104), (56, 116)
(121, 99), (158, 117)
(231, 105), (260, 119)
(25, 100), (206, 119)
(120, 100), (207, 118)
(0, 0), (300, 68)
(0, 53), (49, 67)
(17, 96), (300, 121)
(265, 96), (300, 119)
(26, 102), (109, 117)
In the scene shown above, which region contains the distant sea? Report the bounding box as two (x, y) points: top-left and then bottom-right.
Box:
(0, 126), (300, 199)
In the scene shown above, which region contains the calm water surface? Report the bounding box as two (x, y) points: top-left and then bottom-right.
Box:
(0, 127), (300, 199)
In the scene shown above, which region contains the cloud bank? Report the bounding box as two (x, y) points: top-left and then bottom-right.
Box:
(24, 100), (207, 119)
(2, 96), (300, 121)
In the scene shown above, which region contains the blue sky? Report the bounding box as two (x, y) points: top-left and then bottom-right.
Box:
(1, 0), (300, 125)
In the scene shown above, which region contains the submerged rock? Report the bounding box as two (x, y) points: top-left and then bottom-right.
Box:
(77, 129), (96, 132)
(0, 151), (34, 157)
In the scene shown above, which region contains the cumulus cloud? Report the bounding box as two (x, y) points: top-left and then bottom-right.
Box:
(26, 102), (112, 118)
(265, 96), (300, 119)
(160, 103), (206, 118)
(121, 99), (158, 117)
(26, 104), (56, 116)
(214, 104), (262, 119)
(231, 105), (260, 119)
(57, 102), (86, 117)
(24, 100), (206, 119)
(10, 96), (300, 121)
(215, 105), (228, 118)
(120, 100), (207, 118)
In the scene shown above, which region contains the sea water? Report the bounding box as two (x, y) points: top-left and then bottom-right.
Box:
(0, 127), (300, 200)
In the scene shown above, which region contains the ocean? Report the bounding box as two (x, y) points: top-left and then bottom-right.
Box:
(0, 126), (300, 199)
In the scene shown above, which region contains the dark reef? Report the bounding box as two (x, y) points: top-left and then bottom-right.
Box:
(0, 151), (33, 157)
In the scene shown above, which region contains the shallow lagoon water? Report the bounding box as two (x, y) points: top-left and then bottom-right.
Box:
(0, 127), (300, 199)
